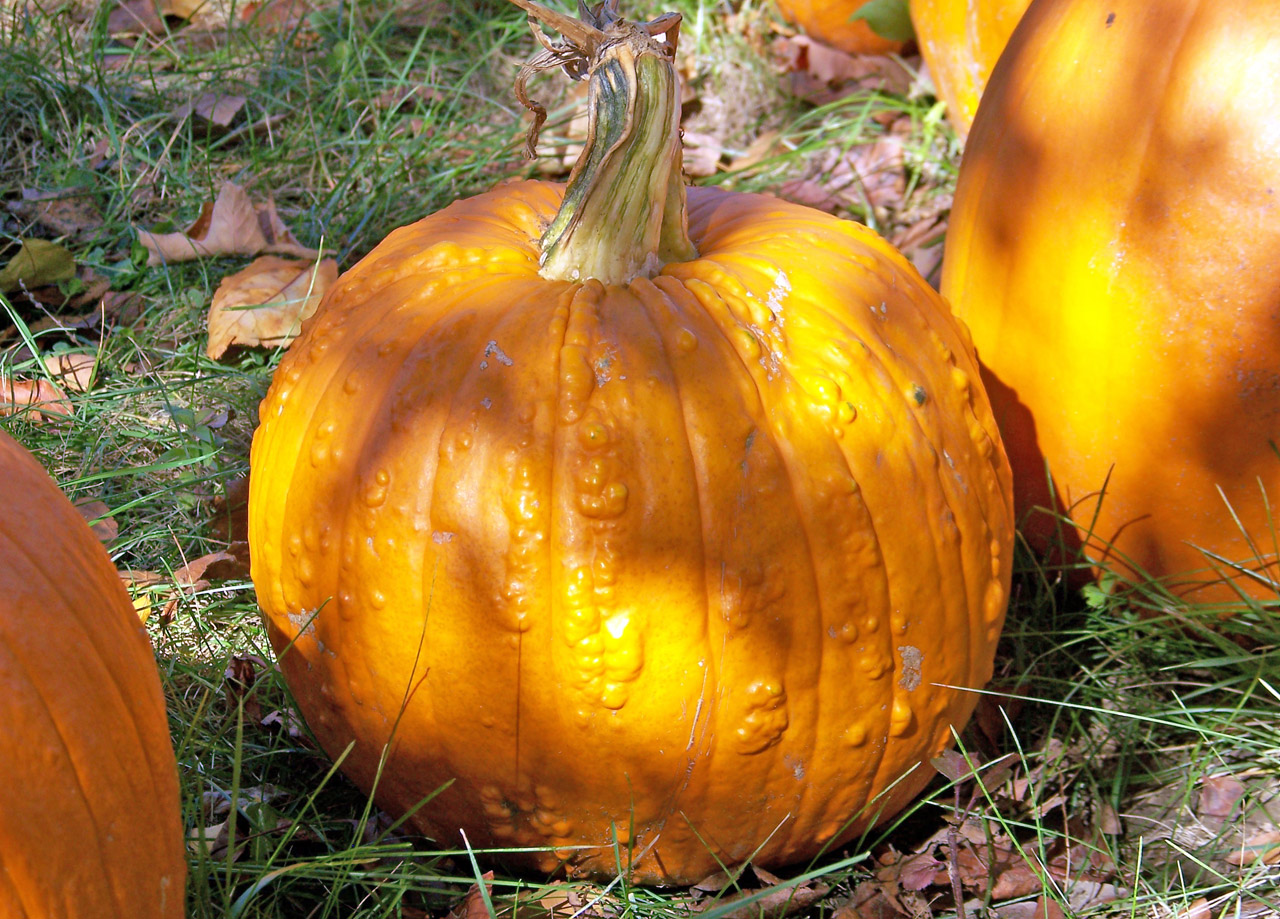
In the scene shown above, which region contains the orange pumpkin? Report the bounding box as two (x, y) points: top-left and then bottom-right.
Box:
(0, 430), (186, 918)
(250, 0), (1012, 883)
(909, 0), (1032, 136)
(775, 0), (906, 55)
(942, 0), (1280, 602)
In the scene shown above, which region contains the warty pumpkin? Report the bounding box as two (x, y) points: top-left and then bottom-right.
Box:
(0, 430), (186, 918)
(249, 0), (1013, 884)
(909, 0), (1032, 137)
(942, 0), (1280, 602)
(774, 0), (906, 55)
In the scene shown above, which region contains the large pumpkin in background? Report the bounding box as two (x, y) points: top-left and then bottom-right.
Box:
(775, 0), (906, 55)
(942, 0), (1280, 602)
(250, 1), (1013, 884)
(910, 0), (1032, 136)
(0, 430), (186, 918)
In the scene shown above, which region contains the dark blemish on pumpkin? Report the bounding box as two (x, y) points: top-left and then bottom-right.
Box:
(1105, 12), (1115, 25)
(910, 384), (928, 406)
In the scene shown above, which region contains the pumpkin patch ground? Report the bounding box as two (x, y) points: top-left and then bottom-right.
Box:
(2, 1), (1277, 917)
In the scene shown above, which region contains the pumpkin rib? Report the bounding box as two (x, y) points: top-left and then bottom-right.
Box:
(0, 628), (122, 915)
(625, 276), (721, 847)
(670, 269), (826, 851)
(0, 519), (179, 807)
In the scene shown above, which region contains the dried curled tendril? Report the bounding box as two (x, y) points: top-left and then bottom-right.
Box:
(512, 0), (682, 159)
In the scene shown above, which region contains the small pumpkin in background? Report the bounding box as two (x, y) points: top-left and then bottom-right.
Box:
(942, 0), (1280, 602)
(0, 430), (186, 918)
(775, 0), (908, 54)
(910, 0), (1032, 136)
(250, 0), (1013, 884)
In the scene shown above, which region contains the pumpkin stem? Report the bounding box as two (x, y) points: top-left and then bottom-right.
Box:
(511, 0), (697, 284)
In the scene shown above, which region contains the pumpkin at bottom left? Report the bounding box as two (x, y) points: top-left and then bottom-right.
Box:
(0, 429), (186, 919)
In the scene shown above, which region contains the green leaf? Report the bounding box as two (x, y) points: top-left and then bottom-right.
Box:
(851, 0), (915, 42)
(0, 238), (76, 293)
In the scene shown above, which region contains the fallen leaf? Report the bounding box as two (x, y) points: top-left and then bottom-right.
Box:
(138, 182), (319, 266)
(839, 881), (905, 919)
(239, 0), (313, 32)
(205, 255), (337, 358)
(710, 879), (830, 919)
(0, 239), (76, 293)
(448, 872), (496, 919)
(43, 351), (98, 392)
(1032, 896), (1066, 919)
(7, 188), (105, 238)
(774, 36), (914, 104)
(1198, 775), (1246, 820)
(172, 93), (248, 130)
(260, 707), (307, 739)
(107, 0), (165, 36)
(174, 544), (251, 584)
(209, 474), (250, 542)
(120, 569), (165, 622)
(1225, 829), (1280, 866)
(1094, 799), (1123, 835)
(224, 653), (266, 722)
(74, 498), (118, 544)
(0, 377), (75, 422)
(681, 130), (724, 177)
(1174, 898), (1213, 919)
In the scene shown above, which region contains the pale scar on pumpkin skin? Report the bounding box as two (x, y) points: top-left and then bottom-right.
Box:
(897, 645), (924, 692)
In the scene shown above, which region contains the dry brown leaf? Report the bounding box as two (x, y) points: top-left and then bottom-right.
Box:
(774, 36), (914, 104)
(839, 882), (905, 919)
(205, 255), (337, 358)
(138, 182), (319, 266)
(238, 0), (312, 32)
(43, 351), (98, 392)
(209, 474), (250, 543)
(710, 880), (830, 919)
(0, 377), (75, 422)
(174, 544), (252, 584)
(74, 498), (118, 544)
(1174, 898), (1213, 919)
(1198, 775), (1247, 820)
(7, 188), (105, 239)
(447, 872), (496, 919)
(107, 0), (165, 35)
(1225, 829), (1280, 866)
(120, 569), (165, 621)
(776, 179), (843, 213)
(173, 93), (247, 129)
(1094, 799), (1123, 835)
(681, 131), (724, 177)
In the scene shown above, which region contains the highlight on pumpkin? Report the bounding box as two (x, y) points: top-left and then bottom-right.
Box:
(246, 0), (1014, 885)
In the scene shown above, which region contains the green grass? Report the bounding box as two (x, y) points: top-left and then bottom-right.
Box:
(3, 1), (1278, 917)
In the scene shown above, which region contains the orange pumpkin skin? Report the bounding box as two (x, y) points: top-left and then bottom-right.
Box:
(0, 431), (186, 918)
(942, 0), (1280, 601)
(909, 0), (1032, 136)
(775, 0), (906, 55)
(249, 181), (1013, 883)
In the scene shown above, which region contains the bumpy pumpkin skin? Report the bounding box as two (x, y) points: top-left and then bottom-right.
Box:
(250, 181), (1013, 883)
(910, 0), (1032, 137)
(775, 0), (906, 55)
(942, 0), (1280, 601)
(0, 431), (186, 918)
